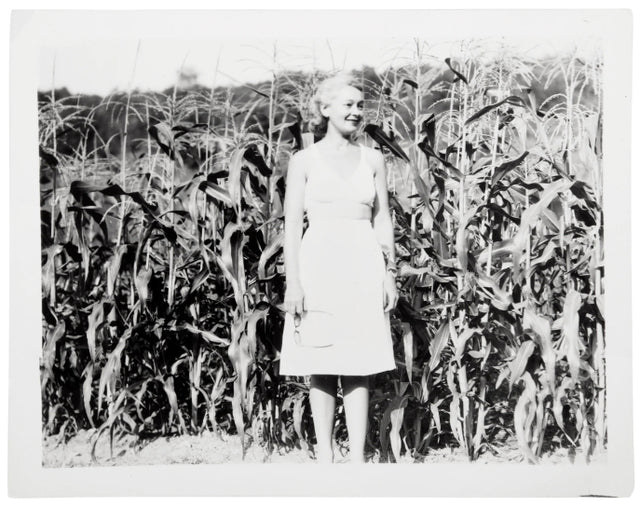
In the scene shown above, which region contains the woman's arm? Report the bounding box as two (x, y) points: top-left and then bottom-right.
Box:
(370, 148), (399, 312)
(371, 148), (396, 267)
(283, 151), (306, 315)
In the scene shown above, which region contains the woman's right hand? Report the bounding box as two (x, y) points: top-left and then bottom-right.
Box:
(284, 281), (305, 316)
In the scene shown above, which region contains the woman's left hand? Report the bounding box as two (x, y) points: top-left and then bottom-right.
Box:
(383, 272), (399, 312)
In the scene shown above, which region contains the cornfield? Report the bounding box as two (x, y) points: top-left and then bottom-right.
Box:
(39, 40), (605, 463)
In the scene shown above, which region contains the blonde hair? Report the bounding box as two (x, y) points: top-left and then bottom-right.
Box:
(308, 72), (363, 138)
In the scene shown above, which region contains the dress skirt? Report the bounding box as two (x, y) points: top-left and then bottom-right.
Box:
(278, 216), (396, 376)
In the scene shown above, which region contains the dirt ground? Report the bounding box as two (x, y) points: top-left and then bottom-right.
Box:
(42, 429), (605, 467)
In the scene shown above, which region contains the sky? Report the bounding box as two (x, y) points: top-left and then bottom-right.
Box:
(36, 12), (604, 96)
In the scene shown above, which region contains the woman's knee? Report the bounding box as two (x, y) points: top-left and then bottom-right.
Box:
(340, 375), (370, 392)
(310, 374), (339, 392)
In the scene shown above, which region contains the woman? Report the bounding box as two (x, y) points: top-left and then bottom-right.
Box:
(279, 73), (398, 464)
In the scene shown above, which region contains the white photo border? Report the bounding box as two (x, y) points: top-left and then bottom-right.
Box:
(9, 9), (633, 497)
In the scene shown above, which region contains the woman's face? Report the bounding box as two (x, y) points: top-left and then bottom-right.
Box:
(321, 85), (364, 136)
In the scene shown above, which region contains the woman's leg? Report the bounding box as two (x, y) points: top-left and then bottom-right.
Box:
(341, 375), (370, 463)
(309, 374), (338, 463)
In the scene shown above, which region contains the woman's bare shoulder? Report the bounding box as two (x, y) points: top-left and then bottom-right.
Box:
(362, 144), (384, 158)
(362, 145), (385, 174)
(287, 145), (315, 178)
(289, 145), (316, 163)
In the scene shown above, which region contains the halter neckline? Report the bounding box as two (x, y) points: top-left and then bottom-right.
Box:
(312, 143), (364, 184)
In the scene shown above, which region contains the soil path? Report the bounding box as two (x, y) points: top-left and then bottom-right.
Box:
(42, 430), (602, 467)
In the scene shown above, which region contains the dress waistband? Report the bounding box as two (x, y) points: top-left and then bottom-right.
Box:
(306, 202), (372, 221)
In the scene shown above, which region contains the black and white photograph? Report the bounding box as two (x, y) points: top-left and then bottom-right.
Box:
(8, 7), (634, 497)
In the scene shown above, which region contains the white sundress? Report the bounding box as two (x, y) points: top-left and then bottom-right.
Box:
(278, 142), (396, 376)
